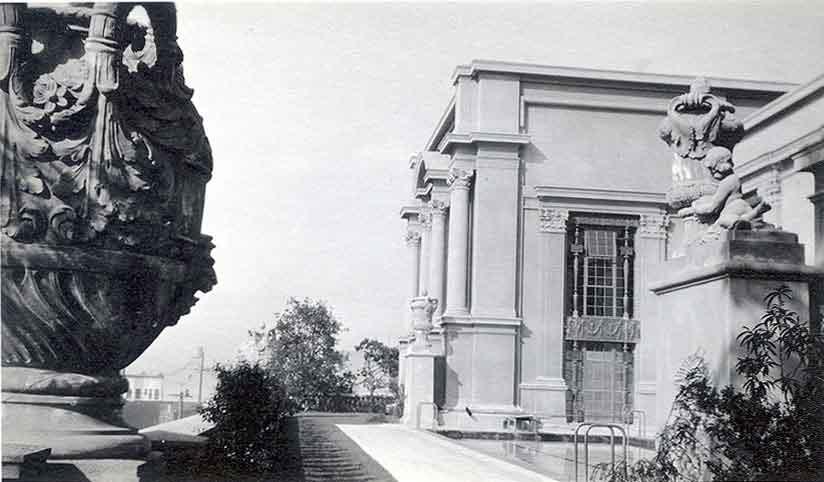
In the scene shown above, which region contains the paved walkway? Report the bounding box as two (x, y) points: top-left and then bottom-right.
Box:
(338, 423), (560, 482)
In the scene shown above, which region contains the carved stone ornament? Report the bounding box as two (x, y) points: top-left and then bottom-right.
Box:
(447, 168), (473, 190)
(565, 316), (640, 343)
(1, 4), (215, 458)
(539, 207), (569, 233)
(409, 293), (438, 350)
(418, 210), (432, 230)
(404, 230), (421, 247)
(659, 79), (772, 247)
(638, 213), (670, 239)
(428, 199), (446, 216)
(659, 78), (743, 210)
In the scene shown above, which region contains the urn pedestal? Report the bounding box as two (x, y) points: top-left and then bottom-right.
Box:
(649, 229), (822, 430)
(402, 295), (441, 427)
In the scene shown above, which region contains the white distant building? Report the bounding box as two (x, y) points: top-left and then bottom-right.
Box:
(124, 373), (163, 401)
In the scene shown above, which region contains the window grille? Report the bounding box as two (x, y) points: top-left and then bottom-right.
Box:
(569, 218), (635, 319)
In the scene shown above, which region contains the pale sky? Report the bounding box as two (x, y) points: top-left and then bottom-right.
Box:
(128, 1), (824, 374)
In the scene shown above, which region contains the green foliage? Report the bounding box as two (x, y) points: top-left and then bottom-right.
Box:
(354, 338), (399, 397)
(199, 362), (287, 473)
(595, 285), (824, 481)
(267, 297), (355, 410)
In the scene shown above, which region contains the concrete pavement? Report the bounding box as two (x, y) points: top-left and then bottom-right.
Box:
(337, 423), (560, 482)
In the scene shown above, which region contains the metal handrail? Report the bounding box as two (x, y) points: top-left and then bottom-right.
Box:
(415, 401), (438, 430)
(628, 409), (646, 438)
(574, 422), (628, 481)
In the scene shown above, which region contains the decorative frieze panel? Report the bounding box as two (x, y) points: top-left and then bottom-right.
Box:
(565, 316), (640, 343)
(539, 208), (569, 233)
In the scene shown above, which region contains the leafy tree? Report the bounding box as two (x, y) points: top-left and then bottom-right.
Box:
(266, 297), (355, 410)
(199, 362), (287, 473)
(355, 338), (399, 397)
(595, 285), (824, 482)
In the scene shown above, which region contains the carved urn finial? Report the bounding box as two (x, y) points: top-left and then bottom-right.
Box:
(410, 292), (438, 349)
(659, 78), (744, 210)
(1, 3), (215, 458)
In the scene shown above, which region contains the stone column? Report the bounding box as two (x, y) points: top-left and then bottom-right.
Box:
(536, 208), (569, 420)
(634, 213), (669, 430)
(809, 164), (824, 266)
(405, 230), (422, 331)
(445, 169), (473, 316)
(428, 200), (447, 316)
(419, 211), (432, 295)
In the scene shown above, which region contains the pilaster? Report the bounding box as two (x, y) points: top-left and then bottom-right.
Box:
(634, 212), (669, 427)
(470, 143), (520, 318)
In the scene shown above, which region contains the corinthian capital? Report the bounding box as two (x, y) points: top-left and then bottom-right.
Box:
(428, 199), (447, 217)
(405, 230), (422, 247)
(447, 168), (473, 191)
(639, 213), (670, 239)
(539, 208), (569, 233)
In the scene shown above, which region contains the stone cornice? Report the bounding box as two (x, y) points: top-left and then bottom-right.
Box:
(452, 59), (795, 95)
(438, 132), (531, 153)
(425, 96), (456, 152)
(535, 185), (667, 206)
(743, 72), (824, 133)
(400, 205), (420, 220)
(736, 127), (824, 180)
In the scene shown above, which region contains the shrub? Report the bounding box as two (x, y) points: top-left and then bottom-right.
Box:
(595, 285), (824, 481)
(199, 362), (288, 474)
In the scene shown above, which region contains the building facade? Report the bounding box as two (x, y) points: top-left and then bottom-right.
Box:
(399, 60), (824, 432)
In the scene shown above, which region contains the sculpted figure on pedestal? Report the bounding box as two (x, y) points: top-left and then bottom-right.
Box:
(659, 78), (771, 246)
(678, 146), (771, 240)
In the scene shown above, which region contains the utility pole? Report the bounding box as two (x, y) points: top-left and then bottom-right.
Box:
(197, 346), (205, 405)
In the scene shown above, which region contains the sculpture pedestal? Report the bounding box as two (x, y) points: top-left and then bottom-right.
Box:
(401, 345), (441, 428)
(649, 229), (823, 430)
(2, 392), (149, 460)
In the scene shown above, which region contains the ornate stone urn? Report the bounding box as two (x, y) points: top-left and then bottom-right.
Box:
(1, 3), (215, 458)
